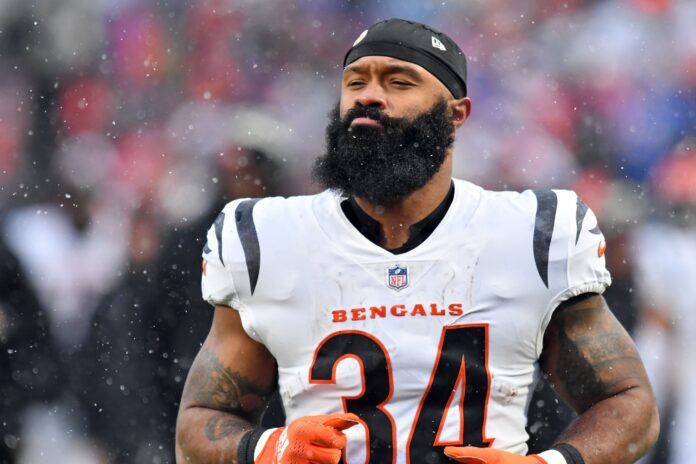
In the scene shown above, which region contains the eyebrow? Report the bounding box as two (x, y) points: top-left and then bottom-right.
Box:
(343, 63), (423, 81)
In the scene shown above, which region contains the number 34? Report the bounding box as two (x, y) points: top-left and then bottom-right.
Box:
(309, 324), (494, 464)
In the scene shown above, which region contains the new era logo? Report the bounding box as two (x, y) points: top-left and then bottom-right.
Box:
(431, 36), (446, 51)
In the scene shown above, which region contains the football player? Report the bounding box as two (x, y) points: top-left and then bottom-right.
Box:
(176, 19), (659, 464)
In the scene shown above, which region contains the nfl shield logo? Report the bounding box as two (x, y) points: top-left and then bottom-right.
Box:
(387, 265), (409, 290)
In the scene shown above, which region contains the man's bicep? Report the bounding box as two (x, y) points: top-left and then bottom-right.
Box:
(540, 293), (649, 413)
(180, 305), (277, 423)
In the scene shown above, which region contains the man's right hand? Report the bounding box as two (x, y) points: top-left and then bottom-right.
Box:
(255, 413), (360, 464)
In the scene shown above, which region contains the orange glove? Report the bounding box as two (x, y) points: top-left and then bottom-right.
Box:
(255, 413), (360, 464)
(444, 446), (549, 464)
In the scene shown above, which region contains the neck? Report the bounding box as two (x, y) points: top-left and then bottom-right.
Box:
(354, 155), (453, 250)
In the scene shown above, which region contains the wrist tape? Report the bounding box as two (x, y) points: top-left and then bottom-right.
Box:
(237, 428), (269, 464)
(537, 443), (585, 464)
(552, 443), (585, 464)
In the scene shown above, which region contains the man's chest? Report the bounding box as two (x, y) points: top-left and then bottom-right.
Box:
(255, 254), (546, 462)
(253, 249), (546, 385)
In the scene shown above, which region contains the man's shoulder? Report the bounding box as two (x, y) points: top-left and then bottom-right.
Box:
(217, 190), (335, 223)
(209, 190), (340, 259)
(461, 179), (567, 206)
(460, 180), (583, 227)
(202, 191), (337, 305)
(456, 180), (598, 280)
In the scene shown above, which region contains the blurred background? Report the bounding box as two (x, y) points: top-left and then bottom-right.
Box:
(0, 0), (694, 463)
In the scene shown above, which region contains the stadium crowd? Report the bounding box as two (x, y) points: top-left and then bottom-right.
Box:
(0, 0), (695, 463)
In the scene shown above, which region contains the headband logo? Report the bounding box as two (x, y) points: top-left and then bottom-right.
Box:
(431, 36), (446, 51)
(353, 29), (368, 46)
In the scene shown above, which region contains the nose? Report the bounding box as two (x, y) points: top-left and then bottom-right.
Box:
(354, 82), (387, 110)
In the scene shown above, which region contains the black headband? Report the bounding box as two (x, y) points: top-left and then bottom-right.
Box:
(344, 19), (468, 98)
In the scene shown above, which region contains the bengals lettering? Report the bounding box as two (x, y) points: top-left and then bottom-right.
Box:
(331, 303), (464, 322)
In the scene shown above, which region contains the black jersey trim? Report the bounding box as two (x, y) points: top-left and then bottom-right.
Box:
(575, 196), (589, 245)
(213, 211), (226, 265)
(341, 182), (455, 255)
(235, 198), (262, 295)
(589, 225), (602, 235)
(532, 190), (558, 288)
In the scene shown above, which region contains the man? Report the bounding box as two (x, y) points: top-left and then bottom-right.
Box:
(176, 19), (659, 464)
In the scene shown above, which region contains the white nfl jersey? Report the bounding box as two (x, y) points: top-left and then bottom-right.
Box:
(201, 179), (611, 464)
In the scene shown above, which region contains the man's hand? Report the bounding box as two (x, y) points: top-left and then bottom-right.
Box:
(255, 413), (360, 464)
(444, 446), (548, 464)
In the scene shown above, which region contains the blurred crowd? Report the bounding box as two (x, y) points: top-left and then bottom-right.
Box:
(0, 0), (695, 463)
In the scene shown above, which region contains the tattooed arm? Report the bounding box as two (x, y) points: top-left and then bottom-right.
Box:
(176, 306), (276, 463)
(540, 293), (660, 464)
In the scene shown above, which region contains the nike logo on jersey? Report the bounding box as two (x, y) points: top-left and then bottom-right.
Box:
(331, 302), (464, 322)
(598, 240), (607, 257)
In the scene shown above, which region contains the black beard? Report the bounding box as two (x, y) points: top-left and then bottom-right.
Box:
(312, 99), (454, 203)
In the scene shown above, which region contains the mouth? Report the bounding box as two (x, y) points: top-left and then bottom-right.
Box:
(350, 117), (382, 129)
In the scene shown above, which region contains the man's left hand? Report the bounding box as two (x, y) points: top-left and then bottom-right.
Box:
(444, 446), (548, 464)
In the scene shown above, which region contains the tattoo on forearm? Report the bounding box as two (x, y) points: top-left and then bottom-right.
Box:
(205, 411), (253, 441)
(181, 347), (272, 442)
(193, 349), (270, 419)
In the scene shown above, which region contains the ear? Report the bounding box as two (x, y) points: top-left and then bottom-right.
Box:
(449, 97), (472, 129)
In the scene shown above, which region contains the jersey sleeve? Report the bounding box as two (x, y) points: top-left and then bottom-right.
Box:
(201, 207), (239, 309)
(536, 190), (612, 355)
(200, 199), (265, 342)
(561, 192), (612, 301)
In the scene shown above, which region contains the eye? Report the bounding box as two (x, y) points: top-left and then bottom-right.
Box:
(391, 80), (414, 88)
(347, 80), (365, 87)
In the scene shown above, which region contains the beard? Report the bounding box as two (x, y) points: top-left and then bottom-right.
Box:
(312, 98), (454, 204)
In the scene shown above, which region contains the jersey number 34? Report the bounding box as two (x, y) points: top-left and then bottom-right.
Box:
(309, 324), (493, 464)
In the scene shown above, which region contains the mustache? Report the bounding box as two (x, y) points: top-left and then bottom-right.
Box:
(341, 105), (399, 128)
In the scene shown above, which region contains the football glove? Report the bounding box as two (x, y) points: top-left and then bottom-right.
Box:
(254, 412), (359, 464)
(444, 446), (549, 464)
